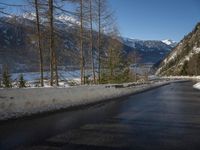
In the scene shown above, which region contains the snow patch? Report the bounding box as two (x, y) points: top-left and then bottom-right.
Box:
(193, 82), (200, 90)
(22, 13), (79, 26)
(22, 13), (36, 20)
(162, 39), (177, 46)
(162, 76), (200, 81)
(55, 14), (80, 25)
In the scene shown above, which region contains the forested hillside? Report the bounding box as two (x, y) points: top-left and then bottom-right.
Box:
(156, 23), (200, 76)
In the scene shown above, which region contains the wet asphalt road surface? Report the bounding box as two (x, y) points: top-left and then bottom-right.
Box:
(1, 81), (200, 150)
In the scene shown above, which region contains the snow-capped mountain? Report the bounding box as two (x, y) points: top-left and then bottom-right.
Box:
(22, 13), (80, 26)
(22, 13), (36, 21)
(162, 39), (177, 47)
(121, 37), (175, 63)
(156, 22), (200, 76)
(56, 14), (80, 25)
(122, 37), (175, 51)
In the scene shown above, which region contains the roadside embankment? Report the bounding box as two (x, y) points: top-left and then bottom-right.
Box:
(0, 80), (184, 121)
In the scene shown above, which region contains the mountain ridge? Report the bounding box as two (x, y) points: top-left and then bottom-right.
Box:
(0, 15), (174, 72)
(122, 37), (176, 51)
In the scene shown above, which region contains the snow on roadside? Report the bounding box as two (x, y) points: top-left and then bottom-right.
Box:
(0, 81), (173, 121)
(161, 76), (200, 81)
(162, 76), (200, 90)
(193, 82), (200, 90)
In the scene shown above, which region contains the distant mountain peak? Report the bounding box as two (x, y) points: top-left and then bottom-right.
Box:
(120, 37), (174, 63)
(121, 37), (174, 50)
(162, 39), (177, 47)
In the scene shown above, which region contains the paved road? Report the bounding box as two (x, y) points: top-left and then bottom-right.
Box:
(1, 81), (200, 150)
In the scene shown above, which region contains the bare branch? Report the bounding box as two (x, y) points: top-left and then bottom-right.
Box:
(0, 2), (27, 7)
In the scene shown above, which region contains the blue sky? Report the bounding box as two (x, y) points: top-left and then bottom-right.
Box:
(109, 0), (200, 41)
(4, 0), (200, 41)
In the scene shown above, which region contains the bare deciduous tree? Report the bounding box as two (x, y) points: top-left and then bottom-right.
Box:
(89, 0), (96, 84)
(48, 0), (59, 86)
(34, 0), (44, 86)
(79, 0), (84, 85)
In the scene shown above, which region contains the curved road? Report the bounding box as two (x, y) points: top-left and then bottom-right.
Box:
(1, 81), (200, 150)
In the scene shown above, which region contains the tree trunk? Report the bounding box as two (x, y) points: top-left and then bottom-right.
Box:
(48, 0), (58, 86)
(34, 0), (44, 87)
(80, 0), (84, 85)
(54, 52), (59, 86)
(134, 50), (137, 82)
(98, 0), (101, 84)
(109, 48), (113, 82)
(89, 0), (95, 84)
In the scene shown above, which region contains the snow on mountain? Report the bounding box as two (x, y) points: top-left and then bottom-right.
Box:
(56, 14), (80, 25)
(121, 37), (142, 48)
(22, 13), (79, 26)
(22, 13), (36, 21)
(121, 37), (174, 51)
(162, 39), (177, 47)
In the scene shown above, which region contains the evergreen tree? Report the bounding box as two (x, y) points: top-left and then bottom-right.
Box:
(18, 74), (26, 88)
(2, 67), (12, 88)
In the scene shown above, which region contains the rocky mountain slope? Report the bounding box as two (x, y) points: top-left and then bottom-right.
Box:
(156, 22), (200, 76)
(0, 15), (84, 72)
